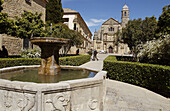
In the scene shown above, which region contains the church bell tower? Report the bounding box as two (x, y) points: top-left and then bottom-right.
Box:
(121, 4), (129, 28)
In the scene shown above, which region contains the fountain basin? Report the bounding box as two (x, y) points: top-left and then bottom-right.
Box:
(0, 66), (97, 83)
(0, 65), (106, 111)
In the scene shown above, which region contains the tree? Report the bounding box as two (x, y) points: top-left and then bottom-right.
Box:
(137, 35), (170, 65)
(46, 0), (64, 24)
(142, 16), (158, 41)
(122, 18), (143, 58)
(122, 17), (158, 58)
(13, 12), (46, 38)
(114, 29), (122, 53)
(0, 13), (15, 34)
(45, 23), (83, 56)
(0, 0), (16, 34)
(0, 0), (3, 12)
(157, 4), (170, 35)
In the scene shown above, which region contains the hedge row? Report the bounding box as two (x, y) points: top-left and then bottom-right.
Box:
(0, 58), (41, 68)
(59, 55), (91, 66)
(0, 55), (91, 68)
(103, 56), (170, 98)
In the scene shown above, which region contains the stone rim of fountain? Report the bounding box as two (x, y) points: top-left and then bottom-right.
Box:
(30, 37), (69, 46)
(0, 65), (106, 84)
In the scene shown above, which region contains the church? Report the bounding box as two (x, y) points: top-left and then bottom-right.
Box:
(93, 4), (130, 54)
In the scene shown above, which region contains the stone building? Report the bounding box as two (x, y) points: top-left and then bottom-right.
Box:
(93, 4), (130, 54)
(63, 8), (92, 54)
(0, 34), (23, 55)
(0, 0), (48, 55)
(2, 0), (48, 22)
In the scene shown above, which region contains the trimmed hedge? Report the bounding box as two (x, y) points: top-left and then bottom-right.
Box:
(103, 56), (170, 98)
(0, 55), (91, 68)
(59, 55), (91, 66)
(0, 58), (41, 68)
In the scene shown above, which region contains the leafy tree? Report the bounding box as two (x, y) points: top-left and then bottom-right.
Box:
(46, 0), (64, 24)
(137, 35), (170, 65)
(12, 12), (46, 38)
(142, 16), (158, 41)
(122, 18), (143, 58)
(0, 0), (3, 12)
(0, 0), (16, 34)
(46, 23), (83, 56)
(0, 13), (15, 34)
(157, 4), (170, 35)
(122, 17), (158, 58)
(114, 29), (122, 53)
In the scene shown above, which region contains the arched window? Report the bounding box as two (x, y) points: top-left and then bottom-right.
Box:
(124, 12), (127, 16)
(110, 27), (113, 31)
(108, 27), (114, 31)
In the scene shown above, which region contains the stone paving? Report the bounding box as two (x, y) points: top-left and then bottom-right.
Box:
(81, 53), (170, 111)
(80, 54), (109, 71)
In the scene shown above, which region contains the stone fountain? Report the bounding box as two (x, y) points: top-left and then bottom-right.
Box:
(30, 37), (69, 75)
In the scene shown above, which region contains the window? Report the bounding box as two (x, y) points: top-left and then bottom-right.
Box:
(74, 23), (76, 30)
(64, 18), (69, 22)
(124, 12), (127, 16)
(108, 27), (114, 31)
(64, 18), (69, 26)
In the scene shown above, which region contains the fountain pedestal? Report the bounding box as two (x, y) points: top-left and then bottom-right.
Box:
(31, 37), (69, 75)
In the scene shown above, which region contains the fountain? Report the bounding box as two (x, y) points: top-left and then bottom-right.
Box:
(0, 36), (107, 111)
(0, 37), (99, 83)
(30, 37), (69, 75)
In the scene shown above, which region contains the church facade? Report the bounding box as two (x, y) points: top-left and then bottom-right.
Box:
(93, 4), (130, 54)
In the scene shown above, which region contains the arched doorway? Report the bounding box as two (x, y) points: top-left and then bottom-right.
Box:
(108, 46), (113, 53)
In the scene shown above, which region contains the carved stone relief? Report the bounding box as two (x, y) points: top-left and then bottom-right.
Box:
(17, 94), (36, 111)
(2, 91), (36, 111)
(4, 91), (13, 110)
(46, 92), (71, 111)
(88, 99), (98, 110)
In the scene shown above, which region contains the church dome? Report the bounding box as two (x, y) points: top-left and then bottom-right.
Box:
(122, 4), (129, 10)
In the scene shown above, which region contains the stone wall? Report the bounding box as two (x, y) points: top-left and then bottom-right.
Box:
(2, 0), (46, 22)
(0, 34), (23, 55)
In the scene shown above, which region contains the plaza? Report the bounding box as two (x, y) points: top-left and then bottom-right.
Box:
(0, 0), (170, 110)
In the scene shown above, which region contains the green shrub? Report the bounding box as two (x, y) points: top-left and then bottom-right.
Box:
(59, 55), (91, 66)
(0, 58), (41, 68)
(0, 55), (91, 68)
(103, 56), (170, 98)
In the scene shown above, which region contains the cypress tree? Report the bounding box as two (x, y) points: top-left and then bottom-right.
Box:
(46, 0), (64, 24)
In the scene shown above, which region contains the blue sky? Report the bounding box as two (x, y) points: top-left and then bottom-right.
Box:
(62, 0), (170, 35)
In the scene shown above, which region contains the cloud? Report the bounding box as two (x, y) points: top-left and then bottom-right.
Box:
(90, 19), (106, 23)
(86, 21), (99, 27)
(86, 18), (106, 27)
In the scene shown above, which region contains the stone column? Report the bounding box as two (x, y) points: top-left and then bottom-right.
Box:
(38, 45), (61, 75)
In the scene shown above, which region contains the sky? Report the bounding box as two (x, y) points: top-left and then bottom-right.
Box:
(62, 0), (170, 36)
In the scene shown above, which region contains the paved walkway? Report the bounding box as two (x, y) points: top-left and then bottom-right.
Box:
(81, 53), (170, 111)
(80, 54), (108, 71)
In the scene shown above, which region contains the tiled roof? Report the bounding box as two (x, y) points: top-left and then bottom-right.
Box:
(63, 8), (78, 13)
